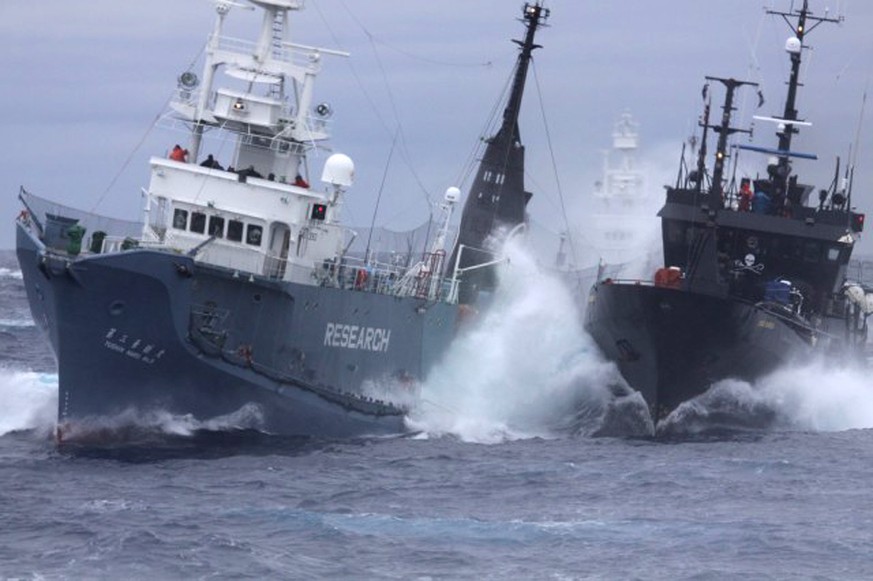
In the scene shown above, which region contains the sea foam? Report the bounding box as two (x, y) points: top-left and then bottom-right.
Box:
(408, 238), (628, 443)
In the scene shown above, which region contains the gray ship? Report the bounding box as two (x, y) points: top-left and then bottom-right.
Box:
(15, 0), (550, 441)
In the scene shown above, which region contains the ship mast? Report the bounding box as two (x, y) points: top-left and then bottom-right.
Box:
(766, 0), (842, 173)
(449, 2), (549, 303)
(704, 77), (756, 205)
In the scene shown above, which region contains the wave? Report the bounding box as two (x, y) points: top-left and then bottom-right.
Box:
(0, 268), (23, 280)
(658, 356), (873, 436)
(407, 238), (635, 444)
(0, 366), (271, 447)
(0, 369), (58, 437)
(0, 318), (35, 328)
(57, 402), (267, 445)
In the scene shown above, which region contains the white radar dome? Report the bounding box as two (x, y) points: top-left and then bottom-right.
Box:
(321, 153), (355, 187)
(785, 37), (801, 54)
(444, 186), (461, 203)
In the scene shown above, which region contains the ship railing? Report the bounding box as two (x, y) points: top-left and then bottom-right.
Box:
(157, 105), (330, 159)
(597, 276), (832, 336)
(308, 254), (455, 302)
(18, 188), (143, 256)
(597, 278), (656, 286)
(91, 229), (456, 302)
(212, 34), (321, 69)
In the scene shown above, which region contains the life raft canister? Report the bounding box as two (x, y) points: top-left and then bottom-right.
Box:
(654, 266), (682, 289)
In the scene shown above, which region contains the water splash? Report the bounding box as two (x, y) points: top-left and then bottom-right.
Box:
(658, 356), (873, 436)
(58, 402), (266, 444)
(0, 267), (23, 280)
(0, 369), (57, 437)
(759, 357), (873, 431)
(407, 238), (632, 443)
(0, 318), (36, 328)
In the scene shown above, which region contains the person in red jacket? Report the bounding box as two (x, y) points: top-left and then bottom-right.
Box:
(169, 144), (189, 162)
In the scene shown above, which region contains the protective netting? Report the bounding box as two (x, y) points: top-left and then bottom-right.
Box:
(19, 187), (142, 242)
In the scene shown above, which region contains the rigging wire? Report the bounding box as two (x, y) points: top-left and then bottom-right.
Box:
(330, 0), (439, 207)
(90, 47), (206, 214)
(530, 60), (579, 271)
(365, 127), (400, 263)
(454, 65), (515, 191)
(849, 77), (868, 173)
(308, 1), (425, 209)
(335, 4), (493, 70)
(89, 102), (167, 214)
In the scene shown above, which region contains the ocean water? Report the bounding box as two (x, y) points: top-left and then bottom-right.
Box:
(4, 247), (873, 580)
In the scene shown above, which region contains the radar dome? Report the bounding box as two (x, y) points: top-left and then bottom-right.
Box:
(444, 186), (461, 203)
(321, 154), (355, 187)
(785, 37), (801, 54)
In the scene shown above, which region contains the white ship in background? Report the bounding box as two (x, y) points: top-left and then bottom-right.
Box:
(588, 113), (658, 270)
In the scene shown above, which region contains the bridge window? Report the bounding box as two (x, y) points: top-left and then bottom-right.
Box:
(172, 209), (188, 230)
(227, 219), (244, 242)
(246, 224), (263, 246)
(190, 212), (206, 234)
(208, 216), (225, 238)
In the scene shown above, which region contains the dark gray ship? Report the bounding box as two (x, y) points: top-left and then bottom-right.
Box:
(585, 1), (871, 422)
(449, 3), (549, 302)
(15, 0), (549, 441)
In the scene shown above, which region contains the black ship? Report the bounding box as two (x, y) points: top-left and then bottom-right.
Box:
(449, 3), (549, 303)
(585, 1), (870, 421)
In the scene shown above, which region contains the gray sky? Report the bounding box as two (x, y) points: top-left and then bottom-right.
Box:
(2, 1), (872, 254)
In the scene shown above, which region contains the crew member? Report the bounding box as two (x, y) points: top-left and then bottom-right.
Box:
(738, 178), (753, 212)
(169, 144), (189, 162)
(199, 154), (223, 170)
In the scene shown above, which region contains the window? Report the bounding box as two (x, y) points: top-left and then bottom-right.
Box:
(246, 224), (263, 246)
(172, 209), (188, 230)
(227, 220), (244, 242)
(208, 216), (225, 238)
(190, 212), (206, 234)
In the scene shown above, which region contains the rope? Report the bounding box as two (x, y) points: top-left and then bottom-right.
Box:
(454, 65), (514, 190)
(336, 1), (493, 69)
(531, 61), (579, 271)
(90, 46), (205, 214)
(312, 0), (434, 214)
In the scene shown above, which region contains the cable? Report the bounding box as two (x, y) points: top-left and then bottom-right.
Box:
(531, 60), (579, 271)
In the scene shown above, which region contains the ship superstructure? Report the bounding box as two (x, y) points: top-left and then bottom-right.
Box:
(584, 1), (870, 421)
(588, 113), (656, 267)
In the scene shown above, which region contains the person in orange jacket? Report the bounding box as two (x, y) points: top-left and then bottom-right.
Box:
(169, 144), (189, 162)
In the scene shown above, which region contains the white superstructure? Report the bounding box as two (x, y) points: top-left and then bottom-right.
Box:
(588, 112), (656, 267)
(133, 0), (457, 295)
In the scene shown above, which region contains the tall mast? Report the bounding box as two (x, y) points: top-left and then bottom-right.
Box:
(766, 0), (842, 168)
(449, 2), (549, 303)
(704, 77), (756, 205)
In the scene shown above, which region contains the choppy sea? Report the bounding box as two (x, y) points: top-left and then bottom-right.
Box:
(3, 246), (873, 580)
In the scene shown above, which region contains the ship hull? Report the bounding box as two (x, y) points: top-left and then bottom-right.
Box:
(17, 223), (458, 440)
(584, 281), (822, 420)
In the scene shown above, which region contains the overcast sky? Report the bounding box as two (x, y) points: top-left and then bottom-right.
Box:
(2, 0), (872, 255)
